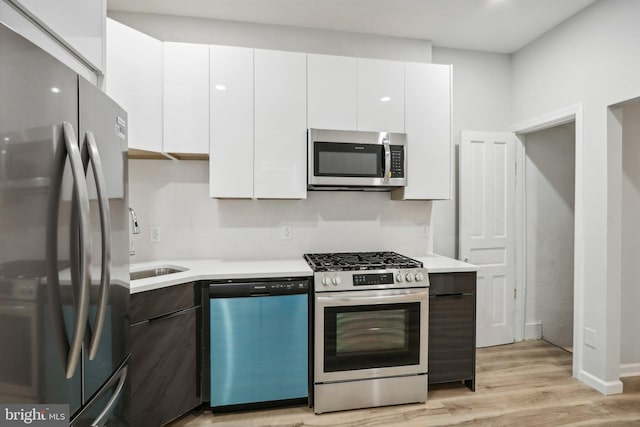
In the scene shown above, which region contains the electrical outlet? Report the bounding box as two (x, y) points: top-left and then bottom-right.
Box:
(421, 223), (429, 238)
(281, 225), (292, 240)
(150, 227), (162, 243)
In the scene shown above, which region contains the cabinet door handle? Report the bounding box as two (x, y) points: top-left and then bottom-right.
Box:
(432, 293), (472, 297)
(148, 307), (194, 324)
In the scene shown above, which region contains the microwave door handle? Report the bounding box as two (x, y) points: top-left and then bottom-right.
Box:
(383, 135), (391, 185)
(82, 131), (112, 360)
(63, 122), (92, 379)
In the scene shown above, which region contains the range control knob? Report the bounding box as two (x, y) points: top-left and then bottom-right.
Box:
(395, 273), (404, 283)
(405, 273), (414, 282)
(321, 276), (331, 286)
(415, 272), (424, 282)
(332, 276), (342, 286)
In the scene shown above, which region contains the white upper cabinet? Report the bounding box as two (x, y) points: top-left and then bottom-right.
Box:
(106, 18), (163, 154)
(0, 0), (104, 82)
(357, 58), (405, 133)
(35, 0), (105, 72)
(254, 49), (307, 199)
(307, 54), (357, 130)
(163, 42), (210, 156)
(393, 62), (452, 200)
(209, 45), (254, 198)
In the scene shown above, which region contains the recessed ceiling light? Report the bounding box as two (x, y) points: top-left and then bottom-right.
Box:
(215, 84), (227, 91)
(51, 87), (60, 93)
(380, 96), (391, 102)
(3, 137), (9, 142)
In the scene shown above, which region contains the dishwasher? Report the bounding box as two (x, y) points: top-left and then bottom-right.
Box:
(203, 277), (310, 411)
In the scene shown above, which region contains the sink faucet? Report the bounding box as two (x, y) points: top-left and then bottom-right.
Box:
(129, 207), (140, 256)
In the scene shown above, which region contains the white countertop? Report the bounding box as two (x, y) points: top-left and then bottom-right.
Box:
(411, 254), (478, 273)
(130, 254), (477, 294)
(130, 259), (313, 294)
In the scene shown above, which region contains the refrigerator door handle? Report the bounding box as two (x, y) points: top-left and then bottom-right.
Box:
(90, 365), (128, 427)
(65, 122), (93, 378)
(81, 131), (112, 360)
(47, 122), (92, 378)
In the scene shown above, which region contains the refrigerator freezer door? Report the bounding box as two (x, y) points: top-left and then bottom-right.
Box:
(0, 20), (83, 413)
(78, 77), (130, 403)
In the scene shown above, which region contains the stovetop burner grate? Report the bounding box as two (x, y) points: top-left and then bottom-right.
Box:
(304, 251), (422, 272)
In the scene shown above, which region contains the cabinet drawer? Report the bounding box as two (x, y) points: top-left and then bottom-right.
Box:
(131, 282), (196, 323)
(131, 306), (200, 427)
(429, 272), (476, 296)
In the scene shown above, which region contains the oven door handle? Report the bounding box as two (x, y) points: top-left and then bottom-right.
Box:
(316, 289), (429, 306)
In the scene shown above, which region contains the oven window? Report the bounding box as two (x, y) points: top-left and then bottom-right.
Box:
(324, 302), (420, 372)
(314, 142), (383, 178)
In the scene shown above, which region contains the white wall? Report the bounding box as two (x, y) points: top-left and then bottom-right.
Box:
(431, 47), (512, 258)
(107, 11), (431, 63)
(511, 0), (640, 391)
(524, 124), (575, 349)
(620, 101), (640, 373)
(129, 160), (432, 261)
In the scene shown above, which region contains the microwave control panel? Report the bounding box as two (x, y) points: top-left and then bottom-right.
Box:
(390, 146), (404, 178)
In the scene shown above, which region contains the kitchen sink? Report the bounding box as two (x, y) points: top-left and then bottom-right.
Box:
(130, 266), (187, 281)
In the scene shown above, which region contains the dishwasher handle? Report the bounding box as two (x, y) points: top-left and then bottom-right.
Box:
(209, 279), (309, 298)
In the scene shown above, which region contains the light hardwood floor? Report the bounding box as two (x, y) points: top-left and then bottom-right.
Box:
(170, 340), (640, 426)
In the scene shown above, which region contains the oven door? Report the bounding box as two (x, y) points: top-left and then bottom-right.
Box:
(315, 288), (428, 383)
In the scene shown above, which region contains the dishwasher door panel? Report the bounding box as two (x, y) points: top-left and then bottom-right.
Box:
(210, 294), (308, 407)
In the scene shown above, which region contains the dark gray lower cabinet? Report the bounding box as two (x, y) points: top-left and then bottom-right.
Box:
(131, 283), (201, 426)
(428, 272), (476, 391)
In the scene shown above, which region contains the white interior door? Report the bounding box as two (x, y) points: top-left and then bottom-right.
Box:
(460, 131), (516, 347)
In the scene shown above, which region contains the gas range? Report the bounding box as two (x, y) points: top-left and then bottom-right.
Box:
(303, 251), (429, 292)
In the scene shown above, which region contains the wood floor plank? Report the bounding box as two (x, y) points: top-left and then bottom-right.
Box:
(169, 340), (640, 427)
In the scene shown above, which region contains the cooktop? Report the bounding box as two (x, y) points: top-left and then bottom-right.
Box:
(303, 251), (423, 272)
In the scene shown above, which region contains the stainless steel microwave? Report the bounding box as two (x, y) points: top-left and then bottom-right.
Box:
(308, 128), (407, 190)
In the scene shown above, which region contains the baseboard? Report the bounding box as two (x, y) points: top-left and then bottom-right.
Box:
(620, 363), (640, 378)
(524, 322), (542, 340)
(578, 369), (623, 395)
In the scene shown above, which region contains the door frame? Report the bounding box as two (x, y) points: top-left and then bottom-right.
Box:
(511, 103), (583, 379)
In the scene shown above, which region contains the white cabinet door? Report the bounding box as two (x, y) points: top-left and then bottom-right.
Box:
(35, 0), (105, 73)
(0, 0), (103, 82)
(357, 58), (404, 133)
(209, 45), (254, 198)
(106, 18), (163, 154)
(163, 42), (209, 155)
(254, 49), (307, 199)
(394, 63), (452, 200)
(307, 54), (357, 130)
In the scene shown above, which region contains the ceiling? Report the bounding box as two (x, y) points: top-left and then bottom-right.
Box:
(107, 0), (597, 53)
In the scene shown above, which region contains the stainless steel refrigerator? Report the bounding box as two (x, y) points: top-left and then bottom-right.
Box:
(0, 20), (130, 426)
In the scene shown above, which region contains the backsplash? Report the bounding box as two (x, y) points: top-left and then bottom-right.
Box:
(129, 159), (433, 261)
